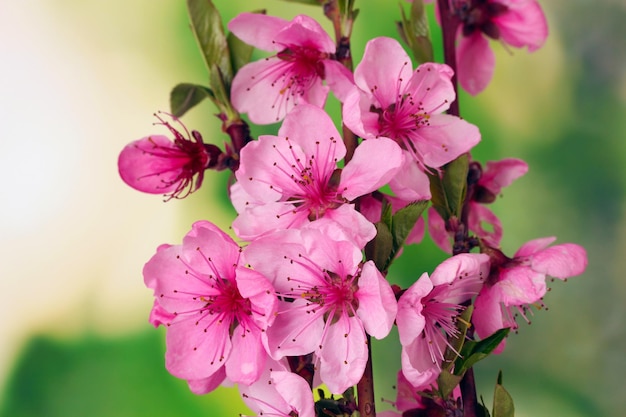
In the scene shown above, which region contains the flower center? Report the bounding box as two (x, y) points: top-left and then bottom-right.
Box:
(458, 0), (509, 40)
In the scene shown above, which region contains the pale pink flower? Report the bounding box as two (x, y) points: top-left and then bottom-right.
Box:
(228, 13), (354, 124)
(232, 104), (403, 247)
(397, 253), (489, 387)
(428, 158), (528, 252)
(118, 113), (217, 200)
(244, 226), (398, 394)
(240, 369), (315, 417)
(473, 237), (587, 353)
(343, 37), (480, 200)
(143, 221), (277, 393)
(456, 0), (549, 94)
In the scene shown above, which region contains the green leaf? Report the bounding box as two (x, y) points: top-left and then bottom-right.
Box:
(477, 398), (492, 417)
(209, 64), (238, 120)
(397, 0), (434, 64)
(443, 305), (473, 372)
(364, 222), (393, 271)
(170, 83), (214, 118)
(227, 9), (265, 74)
(428, 170), (450, 220)
(391, 200), (428, 250)
(455, 328), (510, 376)
(493, 371), (515, 417)
(380, 198), (393, 229)
(186, 0), (233, 86)
(437, 370), (463, 399)
(442, 154), (469, 219)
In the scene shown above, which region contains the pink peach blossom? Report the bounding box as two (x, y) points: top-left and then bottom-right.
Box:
(228, 13), (353, 124)
(397, 254), (489, 387)
(244, 226), (397, 394)
(343, 37), (480, 200)
(456, 0), (548, 94)
(473, 237), (587, 353)
(232, 104), (403, 247)
(143, 221), (277, 393)
(118, 114), (215, 200)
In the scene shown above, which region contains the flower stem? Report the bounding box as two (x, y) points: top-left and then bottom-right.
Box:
(437, 2), (480, 416)
(436, 0), (461, 117)
(357, 335), (376, 417)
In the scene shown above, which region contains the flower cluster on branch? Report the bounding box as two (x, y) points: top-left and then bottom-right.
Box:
(117, 1), (586, 416)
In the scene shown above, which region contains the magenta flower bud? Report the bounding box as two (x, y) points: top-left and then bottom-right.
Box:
(118, 113), (213, 200)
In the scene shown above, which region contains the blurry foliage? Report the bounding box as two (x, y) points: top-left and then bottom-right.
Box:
(0, 331), (244, 417)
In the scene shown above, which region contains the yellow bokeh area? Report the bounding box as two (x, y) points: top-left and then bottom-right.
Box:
(0, 1), (624, 416)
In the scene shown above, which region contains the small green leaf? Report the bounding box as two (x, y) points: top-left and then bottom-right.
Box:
(437, 370), (463, 399)
(397, 0), (434, 64)
(455, 328), (510, 375)
(443, 305), (473, 372)
(477, 399), (492, 417)
(428, 171), (450, 220)
(208, 64), (238, 120)
(442, 154), (469, 219)
(380, 198), (393, 229)
(186, 0), (233, 86)
(170, 83), (214, 118)
(493, 371), (514, 417)
(391, 200), (428, 251)
(227, 9), (265, 74)
(365, 222), (393, 271)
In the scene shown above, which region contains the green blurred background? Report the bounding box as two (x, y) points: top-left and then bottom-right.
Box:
(0, 1), (624, 416)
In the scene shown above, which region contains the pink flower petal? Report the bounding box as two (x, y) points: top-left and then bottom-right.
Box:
(388, 153), (432, 200)
(355, 261), (397, 339)
(396, 273), (431, 346)
(278, 104), (345, 162)
(118, 135), (186, 194)
(467, 203), (503, 248)
(187, 367), (226, 395)
(272, 371), (316, 417)
(340, 137), (404, 201)
(514, 236), (556, 258)
(480, 158), (529, 195)
(456, 31), (495, 95)
(402, 62), (455, 114)
(495, 0), (548, 51)
(230, 59), (328, 124)
(427, 207), (452, 253)
(354, 37), (414, 108)
(273, 14), (336, 53)
(531, 243), (588, 280)
(323, 60), (356, 102)
(226, 326), (266, 385)
(318, 315), (368, 394)
(228, 13), (289, 51)
(412, 113), (481, 168)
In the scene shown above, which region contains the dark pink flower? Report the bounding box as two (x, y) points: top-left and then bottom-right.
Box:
(228, 13), (353, 124)
(473, 237), (587, 353)
(397, 254), (489, 387)
(456, 0), (548, 94)
(118, 114), (216, 200)
(343, 37), (480, 200)
(244, 226), (397, 394)
(143, 221), (277, 393)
